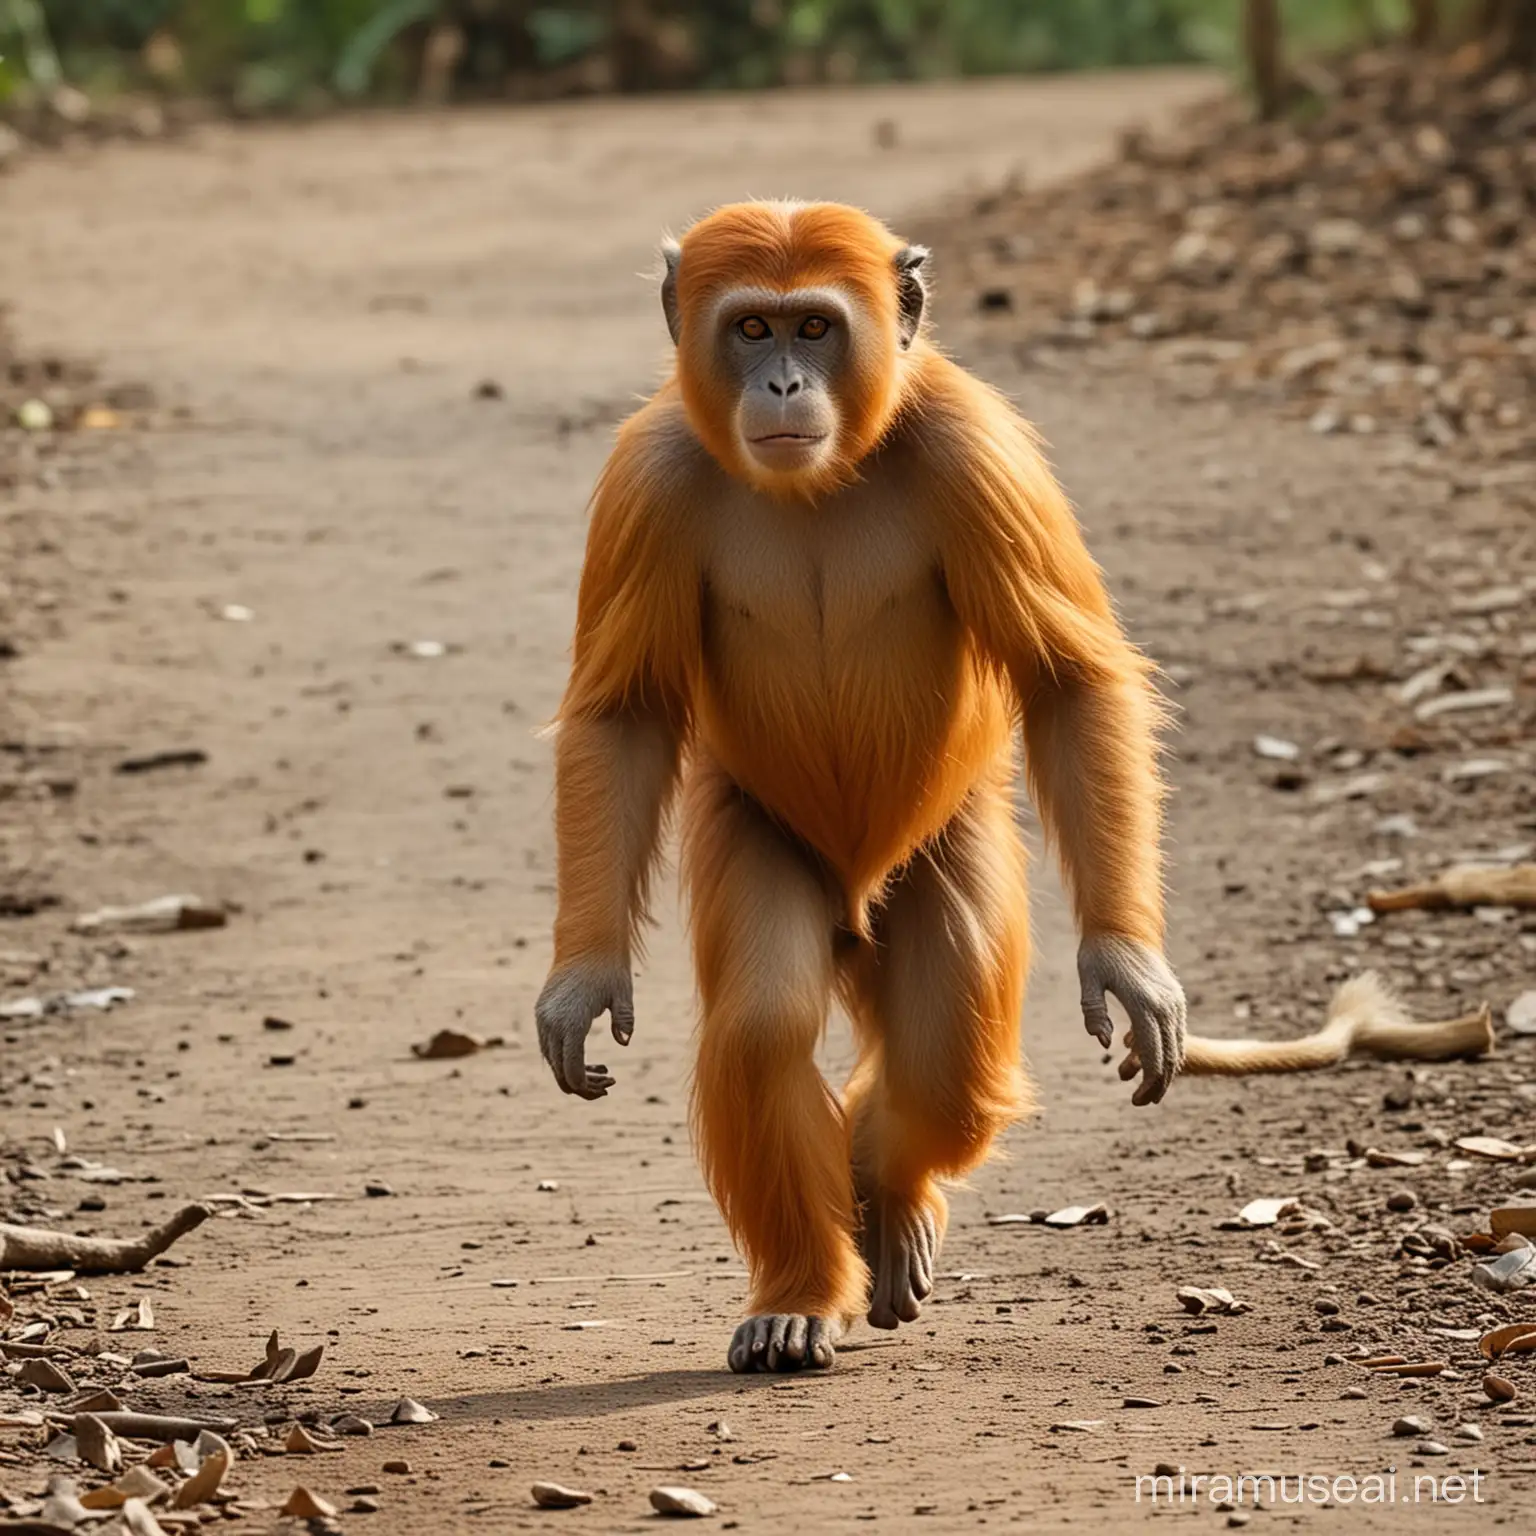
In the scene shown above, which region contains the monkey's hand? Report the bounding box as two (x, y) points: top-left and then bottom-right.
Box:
(535, 959), (635, 1101)
(1077, 935), (1186, 1106)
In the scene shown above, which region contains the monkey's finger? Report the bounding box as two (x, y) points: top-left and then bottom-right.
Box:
(765, 1314), (792, 1371)
(784, 1314), (809, 1366)
(1080, 983), (1115, 1050)
(561, 1024), (593, 1100)
(1125, 1003), (1167, 1107)
(610, 993), (635, 1048)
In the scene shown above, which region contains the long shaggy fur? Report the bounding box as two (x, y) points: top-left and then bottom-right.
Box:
(547, 201), (1170, 1329)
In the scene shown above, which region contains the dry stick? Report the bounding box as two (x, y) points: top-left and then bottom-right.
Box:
(0, 1203), (211, 1273)
(1367, 863), (1536, 913)
(49, 1410), (238, 1442)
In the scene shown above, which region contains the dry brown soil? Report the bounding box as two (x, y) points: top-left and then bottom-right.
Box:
(3, 73), (1534, 1533)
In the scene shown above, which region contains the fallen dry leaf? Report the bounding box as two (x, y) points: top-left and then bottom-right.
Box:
(411, 1028), (484, 1060)
(1491, 1208), (1536, 1240)
(1043, 1202), (1109, 1228)
(1455, 1136), (1529, 1163)
(1176, 1285), (1249, 1316)
(172, 1443), (228, 1505)
(110, 1298), (154, 1332)
(1478, 1323), (1536, 1360)
(1231, 1197), (1300, 1228)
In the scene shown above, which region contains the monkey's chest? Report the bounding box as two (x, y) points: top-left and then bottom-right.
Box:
(697, 528), (1003, 882)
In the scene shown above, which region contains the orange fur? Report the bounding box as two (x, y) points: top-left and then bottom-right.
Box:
(547, 202), (1168, 1332)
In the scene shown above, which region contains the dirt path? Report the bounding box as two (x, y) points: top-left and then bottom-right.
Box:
(3, 74), (1533, 1533)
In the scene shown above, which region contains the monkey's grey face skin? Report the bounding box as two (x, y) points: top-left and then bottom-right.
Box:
(717, 288), (848, 476)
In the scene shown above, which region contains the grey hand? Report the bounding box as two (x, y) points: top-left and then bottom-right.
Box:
(535, 959), (634, 1100)
(1078, 934), (1186, 1106)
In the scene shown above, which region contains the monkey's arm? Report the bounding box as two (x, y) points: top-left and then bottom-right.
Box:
(932, 371), (1185, 1103)
(536, 409), (699, 1099)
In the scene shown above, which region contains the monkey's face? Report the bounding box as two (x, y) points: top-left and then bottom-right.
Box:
(662, 202), (929, 498)
(715, 290), (847, 483)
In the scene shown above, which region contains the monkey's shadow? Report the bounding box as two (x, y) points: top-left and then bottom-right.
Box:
(423, 1342), (899, 1423)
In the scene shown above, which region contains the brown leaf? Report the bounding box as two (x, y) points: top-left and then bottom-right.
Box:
(411, 1028), (484, 1060)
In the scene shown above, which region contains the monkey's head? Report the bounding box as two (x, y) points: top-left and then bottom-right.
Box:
(661, 201), (928, 498)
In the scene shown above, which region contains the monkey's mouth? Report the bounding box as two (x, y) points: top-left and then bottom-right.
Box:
(750, 433), (826, 444)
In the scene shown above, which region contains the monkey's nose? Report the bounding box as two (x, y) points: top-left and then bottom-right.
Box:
(767, 375), (803, 398)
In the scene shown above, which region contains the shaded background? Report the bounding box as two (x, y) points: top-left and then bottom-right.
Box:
(2, 1), (1529, 116)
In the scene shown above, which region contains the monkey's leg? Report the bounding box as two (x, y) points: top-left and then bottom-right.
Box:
(845, 775), (1032, 1330)
(684, 765), (867, 1373)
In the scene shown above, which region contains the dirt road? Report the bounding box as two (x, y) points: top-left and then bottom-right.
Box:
(3, 74), (1533, 1532)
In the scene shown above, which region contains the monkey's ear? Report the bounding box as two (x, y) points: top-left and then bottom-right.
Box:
(893, 244), (929, 349)
(660, 238), (683, 346)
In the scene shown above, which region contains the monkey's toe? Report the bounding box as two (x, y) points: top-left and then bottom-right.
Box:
(866, 1205), (938, 1331)
(727, 1314), (836, 1374)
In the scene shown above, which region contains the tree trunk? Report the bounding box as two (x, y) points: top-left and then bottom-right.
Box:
(1244, 0), (1285, 119)
(1409, 0), (1439, 46)
(1479, 0), (1536, 65)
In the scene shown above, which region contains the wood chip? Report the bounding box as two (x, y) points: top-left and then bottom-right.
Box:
(171, 1449), (230, 1510)
(74, 1413), (121, 1474)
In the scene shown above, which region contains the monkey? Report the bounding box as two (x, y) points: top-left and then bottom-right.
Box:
(534, 200), (1187, 1374)
(1123, 971), (1493, 1078)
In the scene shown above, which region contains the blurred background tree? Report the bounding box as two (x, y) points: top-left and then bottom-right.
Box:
(0, 0), (1521, 114)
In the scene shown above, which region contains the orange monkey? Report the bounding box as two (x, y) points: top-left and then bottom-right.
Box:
(536, 201), (1186, 1373)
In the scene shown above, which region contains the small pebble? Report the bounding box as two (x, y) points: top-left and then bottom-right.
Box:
(1455, 1423), (1483, 1443)
(532, 1482), (593, 1510)
(382, 1460), (412, 1475)
(1393, 1416), (1430, 1437)
(1417, 1440), (1450, 1457)
(1386, 1190), (1418, 1213)
(1484, 1373), (1517, 1402)
(651, 1485), (717, 1518)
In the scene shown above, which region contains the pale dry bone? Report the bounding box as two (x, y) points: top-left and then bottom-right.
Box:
(1121, 971), (1493, 1079)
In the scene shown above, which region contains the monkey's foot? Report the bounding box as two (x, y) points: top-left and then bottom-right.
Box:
(727, 1314), (837, 1374)
(861, 1191), (939, 1330)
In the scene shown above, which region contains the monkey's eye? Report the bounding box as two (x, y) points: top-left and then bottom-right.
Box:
(799, 315), (831, 340)
(738, 316), (770, 341)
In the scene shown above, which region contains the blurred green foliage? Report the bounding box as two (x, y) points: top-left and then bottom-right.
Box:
(0, 0), (1443, 109)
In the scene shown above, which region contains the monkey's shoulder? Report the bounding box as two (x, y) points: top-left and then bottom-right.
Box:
(615, 385), (727, 495)
(882, 352), (1042, 475)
